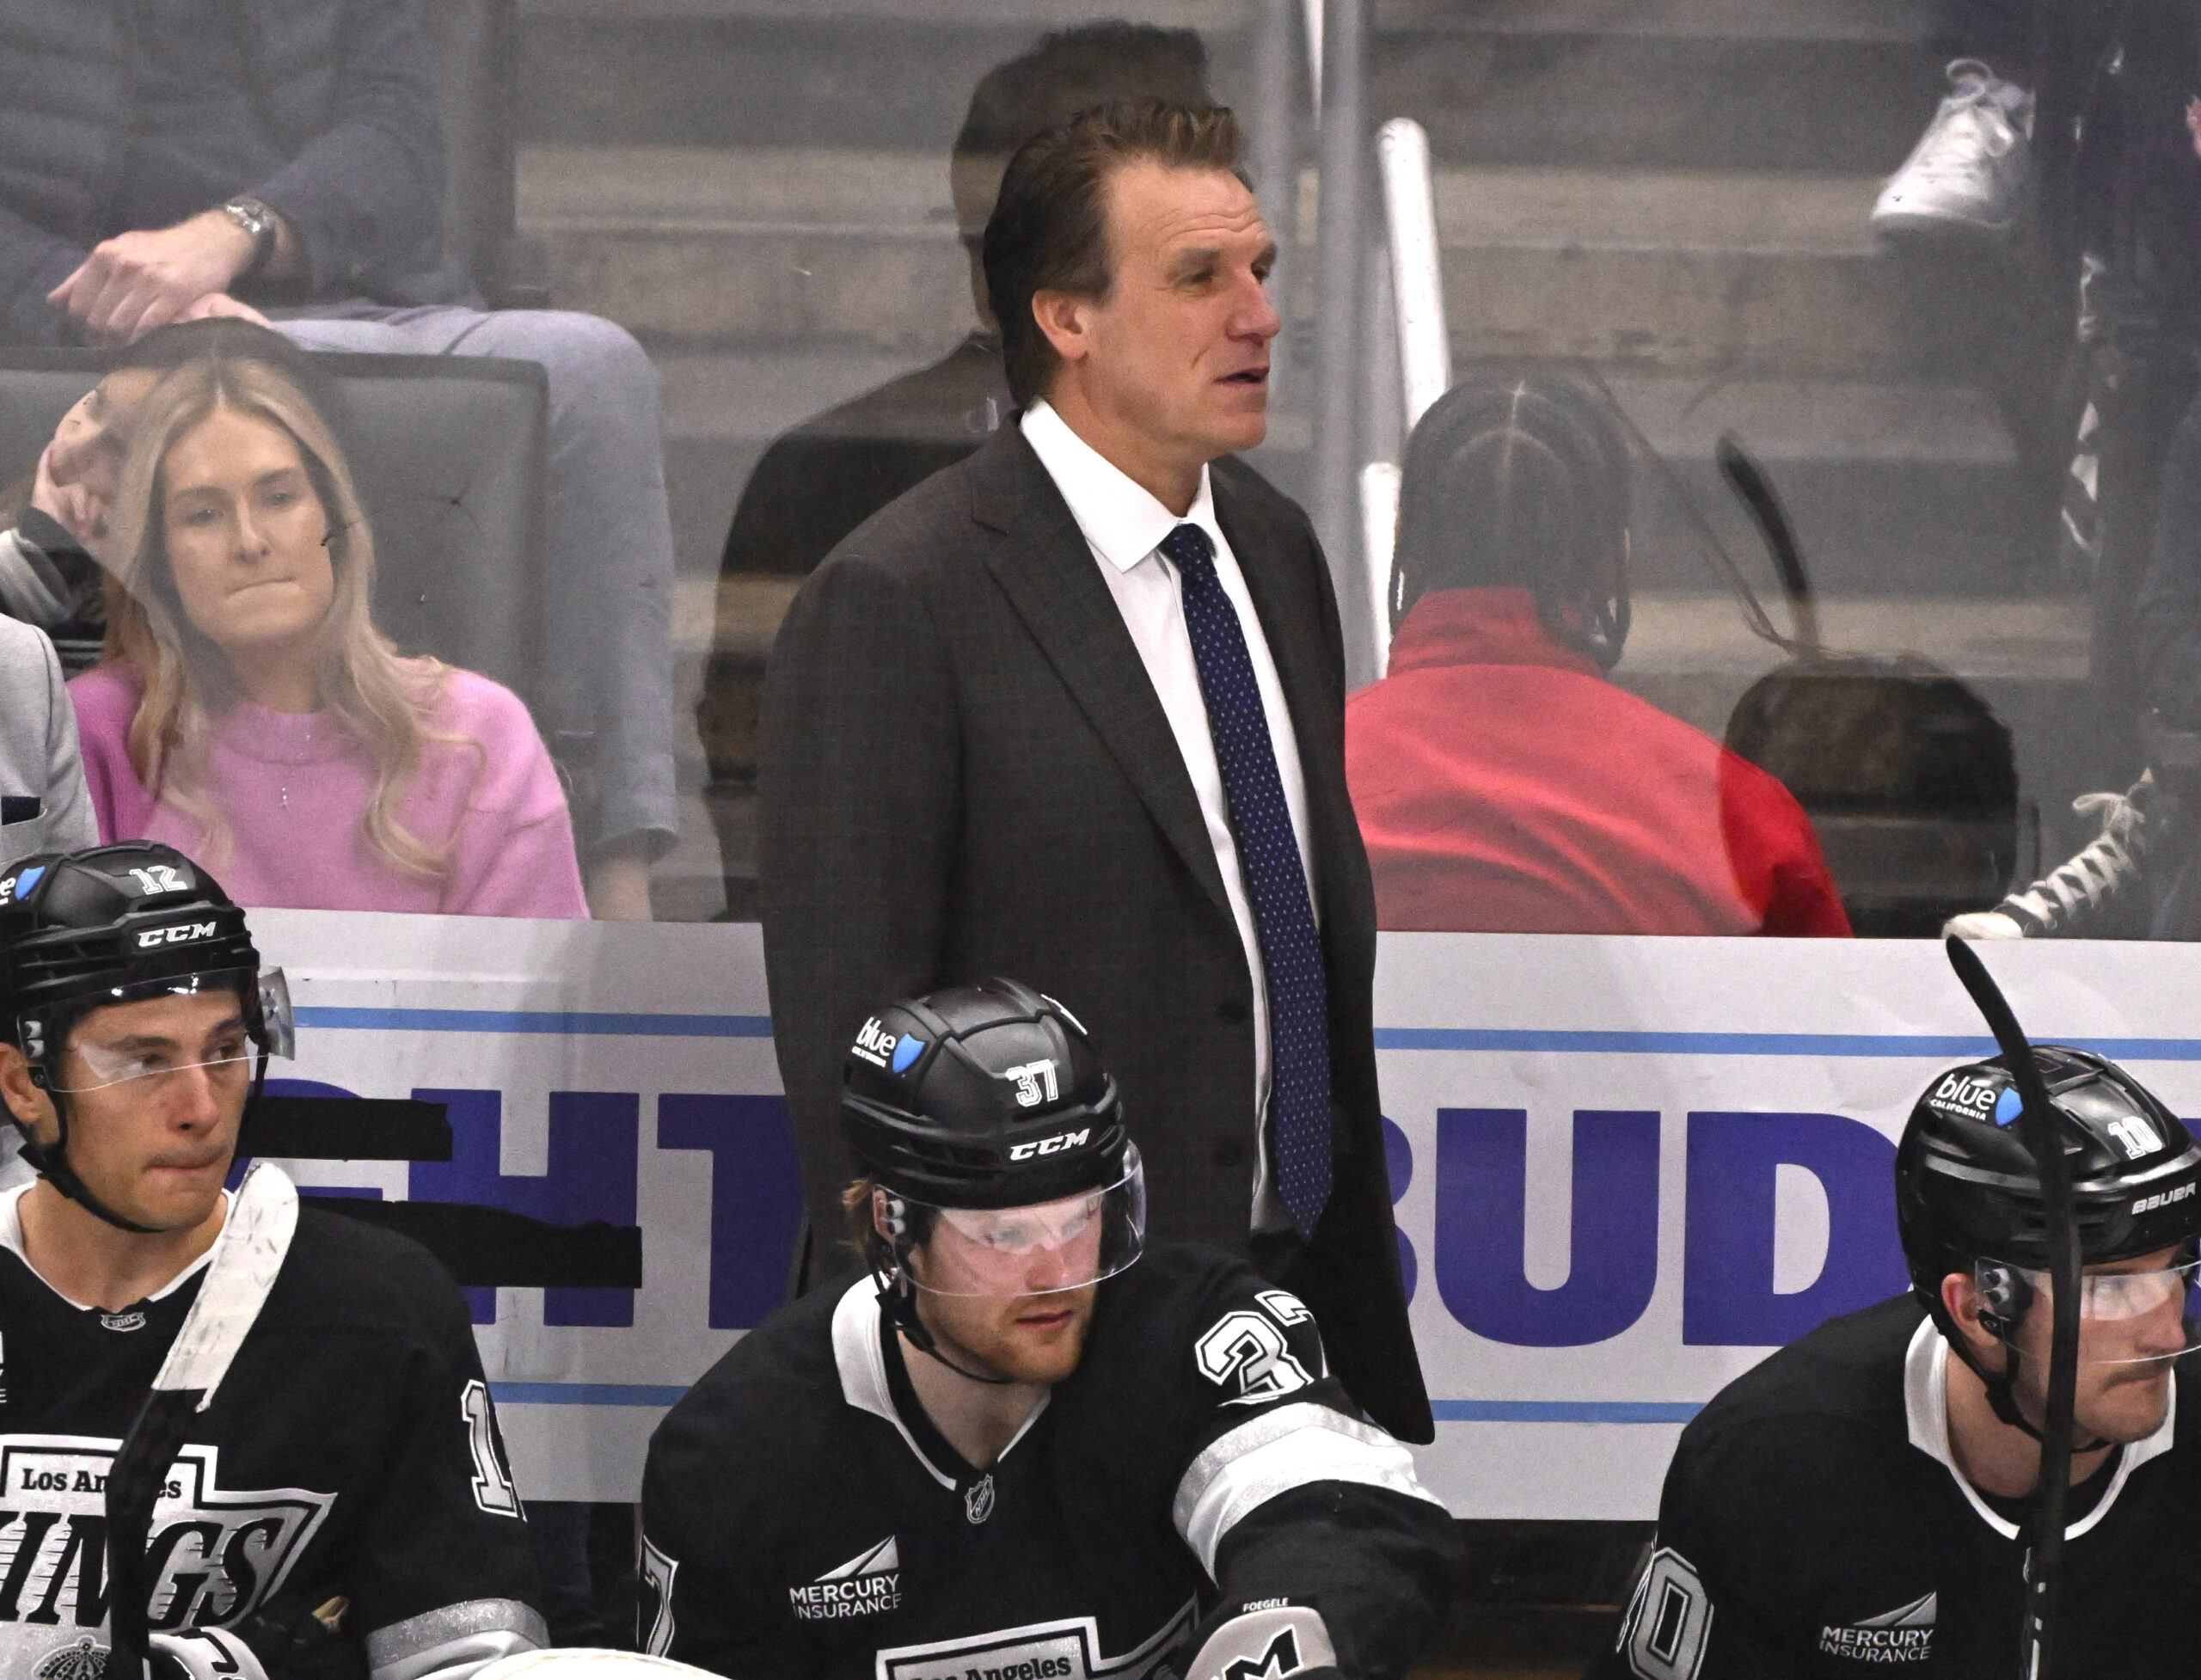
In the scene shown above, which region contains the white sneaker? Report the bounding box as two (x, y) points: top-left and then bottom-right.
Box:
(1944, 781), (2152, 939)
(1872, 59), (2033, 240)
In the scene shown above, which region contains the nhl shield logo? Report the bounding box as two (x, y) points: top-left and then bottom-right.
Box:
(963, 1474), (995, 1525)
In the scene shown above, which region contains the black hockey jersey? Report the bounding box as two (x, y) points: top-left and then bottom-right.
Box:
(0, 1190), (543, 1680)
(1595, 1297), (2201, 1679)
(641, 1245), (1460, 1680)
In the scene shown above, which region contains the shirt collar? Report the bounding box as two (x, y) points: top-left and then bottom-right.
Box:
(1021, 399), (1217, 573)
(0, 1180), (227, 1313)
(1902, 1309), (2176, 1541)
(830, 1274), (1051, 1487)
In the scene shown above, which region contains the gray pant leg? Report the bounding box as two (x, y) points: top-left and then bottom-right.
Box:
(274, 307), (679, 858)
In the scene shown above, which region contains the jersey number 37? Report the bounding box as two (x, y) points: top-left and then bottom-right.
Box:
(1196, 1291), (1319, 1407)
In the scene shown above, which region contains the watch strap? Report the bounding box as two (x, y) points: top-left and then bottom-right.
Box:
(221, 198), (279, 279)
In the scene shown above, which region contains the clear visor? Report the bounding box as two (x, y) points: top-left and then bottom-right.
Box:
(1983, 1258), (2201, 1367)
(46, 967), (293, 1093)
(896, 1146), (1145, 1299)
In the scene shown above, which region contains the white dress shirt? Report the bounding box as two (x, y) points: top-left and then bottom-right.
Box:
(1021, 401), (1314, 1228)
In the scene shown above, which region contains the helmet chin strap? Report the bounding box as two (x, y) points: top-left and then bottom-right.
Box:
(870, 1188), (1019, 1388)
(871, 1240), (1020, 1389)
(11, 1045), (268, 1240)
(873, 1260), (1019, 1388)
(1950, 1317), (2110, 1455)
(13, 1082), (160, 1236)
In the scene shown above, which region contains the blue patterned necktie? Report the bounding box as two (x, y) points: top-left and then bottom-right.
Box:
(1158, 521), (1333, 1238)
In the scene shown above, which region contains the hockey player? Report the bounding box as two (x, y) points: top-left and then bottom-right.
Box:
(1599, 1046), (2201, 1678)
(641, 980), (1461, 1680)
(0, 843), (543, 1680)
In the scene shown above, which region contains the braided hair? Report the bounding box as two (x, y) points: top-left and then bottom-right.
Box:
(1390, 371), (1633, 669)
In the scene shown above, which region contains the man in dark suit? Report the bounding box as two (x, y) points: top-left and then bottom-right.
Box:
(696, 23), (1216, 896)
(758, 101), (1431, 1443)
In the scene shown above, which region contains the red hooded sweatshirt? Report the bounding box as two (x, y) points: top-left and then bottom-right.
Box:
(1346, 587), (1850, 936)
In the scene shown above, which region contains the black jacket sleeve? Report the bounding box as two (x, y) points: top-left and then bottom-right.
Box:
(1588, 1425), (1812, 1680)
(1167, 1266), (1461, 1680)
(341, 1272), (544, 1680)
(638, 1406), (804, 1680)
(0, 198), (88, 346)
(757, 536), (963, 1260)
(247, 0), (451, 300)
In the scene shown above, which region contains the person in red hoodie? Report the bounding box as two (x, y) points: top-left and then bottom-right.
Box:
(1346, 373), (1850, 937)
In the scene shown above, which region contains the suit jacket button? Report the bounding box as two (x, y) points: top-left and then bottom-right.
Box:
(1216, 998), (1249, 1023)
(1212, 1137), (1247, 1168)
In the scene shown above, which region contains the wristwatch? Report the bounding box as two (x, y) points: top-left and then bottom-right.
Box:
(219, 197), (281, 279)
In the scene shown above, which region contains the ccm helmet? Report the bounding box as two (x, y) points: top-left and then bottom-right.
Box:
(0, 843), (292, 1230)
(1897, 1046), (2201, 1432)
(841, 979), (1143, 1378)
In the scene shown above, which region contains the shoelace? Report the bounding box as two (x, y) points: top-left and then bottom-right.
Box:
(1908, 86), (2018, 180)
(2001, 789), (2149, 931)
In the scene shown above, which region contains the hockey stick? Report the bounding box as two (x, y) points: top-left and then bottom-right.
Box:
(104, 1162), (300, 1680)
(1716, 435), (1823, 656)
(1943, 937), (2080, 1680)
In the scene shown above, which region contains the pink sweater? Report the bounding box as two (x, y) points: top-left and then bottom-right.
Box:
(71, 662), (588, 918)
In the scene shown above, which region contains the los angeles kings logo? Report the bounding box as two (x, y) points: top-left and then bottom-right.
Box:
(0, 1436), (334, 1680)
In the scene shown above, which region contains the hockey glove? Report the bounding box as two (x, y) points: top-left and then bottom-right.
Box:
(149, 1629), (271, 1680)
(1179, 1602), (1340, 1680)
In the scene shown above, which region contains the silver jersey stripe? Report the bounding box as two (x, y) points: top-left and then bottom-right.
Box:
(1171, 1401), (1446, 1575)
(366, 1598), (548, 1680)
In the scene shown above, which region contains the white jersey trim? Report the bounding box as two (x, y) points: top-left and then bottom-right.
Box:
(0, 1179), (226, 1312)
(1902, 1311), (2176, 1542)
(829, 1277), (1050, 1492)
(1170, 1401), (1444, 1575)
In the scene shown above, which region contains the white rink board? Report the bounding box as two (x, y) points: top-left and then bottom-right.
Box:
(244, 915), (2201, 1513)
(1379, 934), (2201, 1518)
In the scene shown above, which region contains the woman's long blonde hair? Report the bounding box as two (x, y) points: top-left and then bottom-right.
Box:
(101, 353), (458, 881)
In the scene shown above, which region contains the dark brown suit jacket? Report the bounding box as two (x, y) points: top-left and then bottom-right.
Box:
(757, 422), (1432, 1442)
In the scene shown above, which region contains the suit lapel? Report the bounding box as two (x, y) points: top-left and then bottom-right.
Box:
(973, 432), (1235, 921)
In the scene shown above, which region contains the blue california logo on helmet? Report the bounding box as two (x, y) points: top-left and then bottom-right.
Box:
(10, 866), (42, 898)
(1994, 1086), (2024, 1126)
(891, 1035), (926, 1074)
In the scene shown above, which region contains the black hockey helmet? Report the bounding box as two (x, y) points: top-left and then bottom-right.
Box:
(841, 977), (1130, 1211)
(0, 843), (292, 1229)
(1898, 1047), (2201, 1292)
(1898, 1046), (2201, 1428)
(842, 980), (1143, 1383)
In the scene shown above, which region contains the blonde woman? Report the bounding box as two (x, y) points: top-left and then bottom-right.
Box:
(68, 351), (588, 917)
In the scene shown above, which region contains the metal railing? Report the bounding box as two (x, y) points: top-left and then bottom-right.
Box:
(1282, 0), (1450, 687)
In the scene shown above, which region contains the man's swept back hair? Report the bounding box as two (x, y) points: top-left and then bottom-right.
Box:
(953, 23), (1210, 162)
(984, 101), (1247, 408)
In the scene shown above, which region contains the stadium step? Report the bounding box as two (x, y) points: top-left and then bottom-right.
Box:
(518, 0), (1937, 175)
(645, 353), (2026, 602)
(520, 137), (2029, 599)
(522, 148), (1938, 377)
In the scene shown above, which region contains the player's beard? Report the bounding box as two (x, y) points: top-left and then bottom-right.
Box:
(926, 1284), (1098, 1386)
